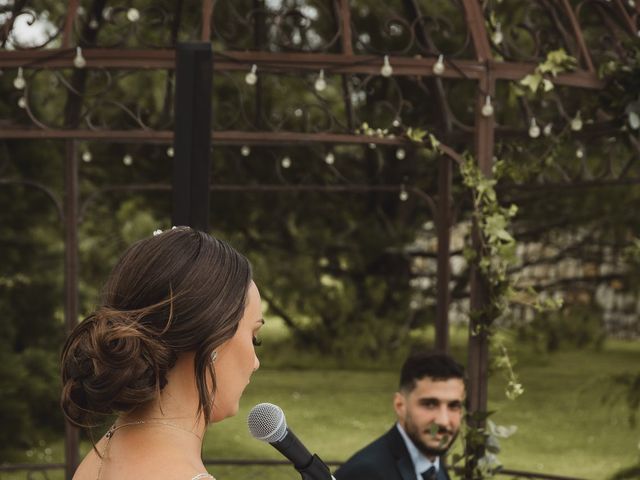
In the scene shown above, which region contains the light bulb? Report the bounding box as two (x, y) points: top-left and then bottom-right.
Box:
(17, 96), (27, 109)
(392, 118), (401, 127)
(314, 69), (327, 91)
(127, 8), (140, 22)
(576, 147), (585, 158)
(481, 96), (494, 117)
(399, 186), (409, 201)
(241, 145), (251, 156)
(166, 147), (174, 157)
(570, 112), (583, 131)
(528, 118), (540, 138)
(395, 148), (406, 160)
(324, 152), (335, 165)
(13, 67), (25, 90)
(89, 18), (99, 29)
(380, 55), (393, 77)
(492, 23), (503, 45)
(433, 55), (445, 75)
(82, 151), (92, 162)
(368, 143), (376, 149)
(543, 123), (553, 136)
(73, 47), (86, 69)
(123, 154), (133, 166)
(281, 156), (291, 168)
(245, 64), (258, 85)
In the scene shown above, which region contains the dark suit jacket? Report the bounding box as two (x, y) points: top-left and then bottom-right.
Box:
(334, 426), (450, 480)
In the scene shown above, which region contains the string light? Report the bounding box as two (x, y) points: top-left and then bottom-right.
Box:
(314, 69), (327, 91)
(166, 147), (174, 157)
(281, 156), (291, 168)
(576, 146), (585, 158)
(13, 67), (25, 90)
(127, 8), (140, 22)
(543, 123), (553, 136)
(433, 55), (445, 75)
(528, 117), (540, 138)
(570, 111), (583, 131)
(399, 185), (409, 201)
(123, 154), (133, 166)
(368, 143), (376, 149)
(324, 152), (335, 165)
(492, 22), (503, 45)
(17, 96), (27, 108)
(392, 118), (401, 127)
(73, 47), (86, 69)
(89, 18), (99, 29)
(395, 148), (406, 160)
(481, 96), (494, 117)
(241, 145), (251, 156)
(82, 150), (92, 162)
(380, 55), (393, 77)
(245, 64), (258, 85)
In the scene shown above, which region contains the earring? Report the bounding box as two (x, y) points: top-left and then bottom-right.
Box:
(211, 351), (218, 363)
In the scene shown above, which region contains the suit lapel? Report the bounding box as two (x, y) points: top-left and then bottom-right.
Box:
(386, 426), (418, 480)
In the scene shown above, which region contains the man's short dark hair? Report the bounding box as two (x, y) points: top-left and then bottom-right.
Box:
(399, 351), (465, 392)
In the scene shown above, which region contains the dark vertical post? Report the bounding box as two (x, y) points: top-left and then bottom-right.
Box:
(435, 155), (452, 352)
(172, 43), (213, 231)
(63, 140), (79, 480)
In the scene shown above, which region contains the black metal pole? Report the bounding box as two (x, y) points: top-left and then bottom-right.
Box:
(63, 139), (79, 480)
(172, 43), (213, 231)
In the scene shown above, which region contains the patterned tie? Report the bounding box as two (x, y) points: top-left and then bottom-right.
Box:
(421, 466), (436, 480)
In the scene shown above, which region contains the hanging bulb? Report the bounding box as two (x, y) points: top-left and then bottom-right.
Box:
(82, 150), (92, 162)
(89, 18), (99, 29)
(324, 152), (335, 165)
(127, 8), (140, 22)
(314, 69), (327, 91)
(492, 22), (503, 45)
(245, 64), (258, 85)
(17, 96), (27, 109)
(570, 111), (583, 131)
(123, 154), (133, 166)
(368, 143), (376, 149)
(528, 117), (540, 138)
(576, 146), (585, 158)
(433, 55), (445, 75)
(395, 148), (406, 160)
(281, 156), (291, 168)
(241, 145), (251, 157)
(399, 185), (409, 201)
(392, 118), (401, 127)
(166, 147), (174, 157)
(543, 123), (553, 136)
(73, 47), (86, 69)
(13, 67), (25, 90)
(380, 55), (393, 77)
(481, 96), (494, 117)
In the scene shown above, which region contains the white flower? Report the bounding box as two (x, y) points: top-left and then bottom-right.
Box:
(153, 229), (163, 236)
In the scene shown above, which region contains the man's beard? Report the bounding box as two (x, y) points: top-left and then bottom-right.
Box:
(404, 415), (458, 457)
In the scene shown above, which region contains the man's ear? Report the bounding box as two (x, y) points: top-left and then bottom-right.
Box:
(393, 391), (406, 420)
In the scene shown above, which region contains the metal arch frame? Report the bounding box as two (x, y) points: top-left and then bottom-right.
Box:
(0, 1), (637, 479)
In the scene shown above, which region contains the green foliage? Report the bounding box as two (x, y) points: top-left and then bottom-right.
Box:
(518, 49), (577, 95)
(516, 304), (606, 353)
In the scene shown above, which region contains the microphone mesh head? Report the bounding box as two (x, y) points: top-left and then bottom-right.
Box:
(247, 403), (287, 443)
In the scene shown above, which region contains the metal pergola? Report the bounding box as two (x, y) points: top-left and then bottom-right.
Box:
(1, 1), (638, 479)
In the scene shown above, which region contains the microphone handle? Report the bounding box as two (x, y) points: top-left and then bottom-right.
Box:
(297, 454), (334, 480)
(271, 429), (313, 469)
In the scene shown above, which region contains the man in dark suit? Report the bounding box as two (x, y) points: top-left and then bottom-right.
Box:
(335, 352), (465, 480)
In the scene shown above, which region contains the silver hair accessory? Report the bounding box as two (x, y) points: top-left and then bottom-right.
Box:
(211, 351), (217, 363)
(153, 229), (163, 236)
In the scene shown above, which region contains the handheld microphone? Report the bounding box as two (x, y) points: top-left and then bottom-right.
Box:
(247, 402), (334, 480)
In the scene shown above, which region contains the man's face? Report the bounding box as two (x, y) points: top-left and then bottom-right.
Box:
(394, 377), (465, 459)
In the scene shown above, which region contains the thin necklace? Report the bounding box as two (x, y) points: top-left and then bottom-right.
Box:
(97, 419), (204, 480)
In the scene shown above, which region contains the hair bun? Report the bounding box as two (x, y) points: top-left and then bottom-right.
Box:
(61, 309), (176, 426)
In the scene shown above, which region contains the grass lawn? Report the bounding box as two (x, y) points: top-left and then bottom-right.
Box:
(2, 338), (638, 480)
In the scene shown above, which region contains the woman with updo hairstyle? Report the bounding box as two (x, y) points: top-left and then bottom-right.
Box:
(60, 227), (264, 480)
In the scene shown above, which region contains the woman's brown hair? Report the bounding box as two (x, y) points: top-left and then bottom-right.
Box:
(60, 227), (252, 427)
